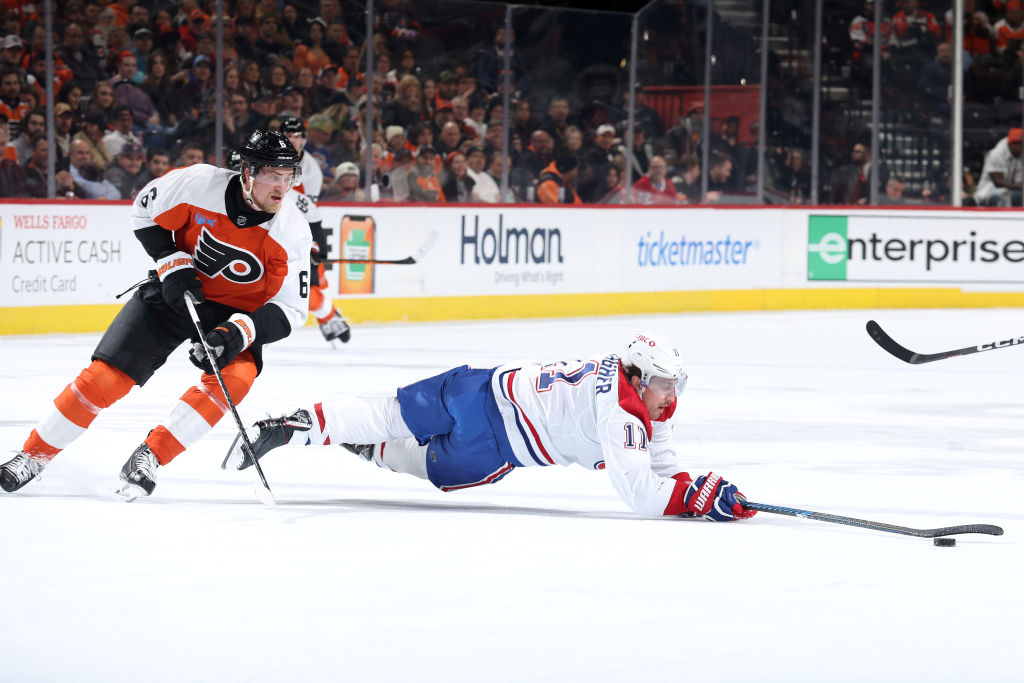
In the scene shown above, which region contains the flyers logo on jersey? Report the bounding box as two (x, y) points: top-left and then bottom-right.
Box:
(194, 228), (264, 283)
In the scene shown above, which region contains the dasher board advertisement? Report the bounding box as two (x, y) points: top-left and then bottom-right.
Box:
(808, 214), (1024, 283)
(0, 203), (149, 307)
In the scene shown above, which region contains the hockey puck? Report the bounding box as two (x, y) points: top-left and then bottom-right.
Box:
(933, 537), (956, 547)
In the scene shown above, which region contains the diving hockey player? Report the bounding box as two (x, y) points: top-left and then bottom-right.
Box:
(0, 130), (311, 500)
(279, 116), (352, 344)
(224, 331), (756, 520)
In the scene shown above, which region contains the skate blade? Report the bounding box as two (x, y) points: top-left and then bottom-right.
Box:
(115, 481), (149, 502)
(221, 434), (248, 470)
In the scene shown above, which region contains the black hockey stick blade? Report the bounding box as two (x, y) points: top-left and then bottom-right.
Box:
(866, 320), (1024, 364)
(741, 500), (1003, 538)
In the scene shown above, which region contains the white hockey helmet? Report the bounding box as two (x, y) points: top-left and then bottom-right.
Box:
(621, 331), (687, 395)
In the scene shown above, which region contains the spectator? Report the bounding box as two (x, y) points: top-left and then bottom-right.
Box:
(539, 95), (580, 151)
(174, 141), (205, 167)
(407, 144), (444, 201)
(597, 164), (627, 204)
(12, 108), (43, 164)
(441, 151), (474, 202)
(321, 160), (364, 201)
(994, 1), (1024, 55)
(579, 122), (616, 202)
(675, 153), (701, 203)
(85, 80), (117, 125)
(305, 113), (336, 180)
(889, 0), (941, 58)
(25, 136), (70, 197)
(56, 23), (104, 94)
(233, 17), (259, 66)
(465, 145), (498, 203)
(536, 154), (581, 204)
(252, 14), (289, 68)
(384, 73), (427, 129)
(179, 8), (209, 54)
(0, 114), (29, 195)
(437, 120), (464, 158)
(476, 25), (526, 94)
(512, 98), (534, 141)
(330, 116), (361, 165)
(881, 174), (910, 204)
(668, 100), (705, 157)
(617, 88), (664, 140)
(831, 141), (889, 204)
(238, 58), (263, 100)
(707, 152), (734, 195)
(338, 44), (363, 90)
(130, 27), (154, 74)
(944, 0), (992, 64)
(109, 51), (161, 129)
(146, 147), (170, 179)
(612, 125), (651, 182)
(72, 109), (114, 170)
(633, 155), (679, 204)
(975, 128), (1024, 206)
(0, 68), (26, 138)
(53, 103), (75, 161)
(68, 137), (120, 198)
(517, 128), (555, 179)
(102, 104), (140, 157)
(57, 80), (86, 130)
(280, 3), (309, 46)
(464, 97), (487, 140)
(293, 18), (330, 74)
(421, 77), (438, 120)
(385, 147), (414, 201)
(779, 149), (811, 203)
(104, 140), (150, 198)
(278, 84), (305, 119)
(918, 42), (952, 118)
(0, 112), (14, 160)
(141, 52), (176, 126)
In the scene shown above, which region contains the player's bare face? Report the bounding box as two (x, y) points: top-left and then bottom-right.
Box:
(249, 167), (296, 212)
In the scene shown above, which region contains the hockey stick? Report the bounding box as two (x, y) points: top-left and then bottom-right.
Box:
(740, 500), (1003, 538)
(866, 320), (1024, 364)
(183, 293), (276, 507)
(321, 229), (439, 265)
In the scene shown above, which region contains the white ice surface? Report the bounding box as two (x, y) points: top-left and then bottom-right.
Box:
(0, 309), (1020, 682)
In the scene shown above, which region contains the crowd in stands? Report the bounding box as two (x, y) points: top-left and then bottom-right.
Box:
(0, 0), (1019, 206)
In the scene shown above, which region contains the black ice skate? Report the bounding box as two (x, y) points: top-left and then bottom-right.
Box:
(116, 443), (159, 501)
(320, 313), (351, 343)
(222, 409), (313, 471)
(341, 443), (375, 461)
(0, 452), (47, 492)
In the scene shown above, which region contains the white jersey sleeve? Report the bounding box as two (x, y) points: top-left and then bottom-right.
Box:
(293, 152), (323, 224)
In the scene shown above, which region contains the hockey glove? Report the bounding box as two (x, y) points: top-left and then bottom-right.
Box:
(189, 314), (255, 373)
(156, 250), (205, 314)
(683, 472), (756, 522)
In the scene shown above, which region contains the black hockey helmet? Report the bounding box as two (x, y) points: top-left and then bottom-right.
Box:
(238, 129), (300, 175)
(279, 116), (306, 136)
(225, 148), (243, 172)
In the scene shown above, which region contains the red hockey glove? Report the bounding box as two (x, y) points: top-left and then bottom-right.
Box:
(683, 472), (756, 522)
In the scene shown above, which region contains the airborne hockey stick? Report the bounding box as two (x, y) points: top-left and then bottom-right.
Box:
(184, 293), (276, 507)
(740, 500), (1003, 538)
(866, 320), (1024, 364)
(321, 229), (439, 265)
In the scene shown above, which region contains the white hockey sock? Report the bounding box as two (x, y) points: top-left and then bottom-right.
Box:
(296, 395), (413, 446)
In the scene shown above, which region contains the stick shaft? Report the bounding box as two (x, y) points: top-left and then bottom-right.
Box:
(184, 294), (274, 496)
(741, 500), (1003, 538)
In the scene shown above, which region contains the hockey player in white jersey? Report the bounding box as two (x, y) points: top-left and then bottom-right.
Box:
(279, 116), (352, 344)
(224, 331), (756, 520)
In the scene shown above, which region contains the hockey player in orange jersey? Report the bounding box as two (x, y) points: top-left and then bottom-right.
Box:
(0, 130), (312, 500)
(279, 116), (352, 344)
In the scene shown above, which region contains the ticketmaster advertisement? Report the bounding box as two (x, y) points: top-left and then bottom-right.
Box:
(0, 203), (150, 307)
(317, 206), (782, 297)
(807, 213), (1024, 284)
